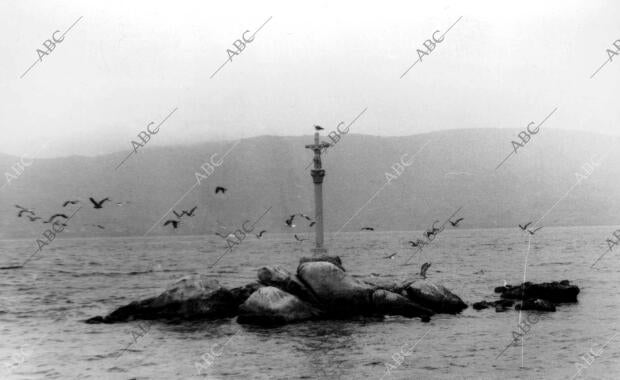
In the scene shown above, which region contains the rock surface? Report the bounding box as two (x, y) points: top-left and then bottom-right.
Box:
(297, 261), (374, 315)
(499, 281), (579, 303)
(257, 266), (319, 304)
(371, 289), (433, 321)
(401, 279), (468, 314)
(516, 298), (557, 312)
(237, 286), (322, 325)
(299, 255), (345, 271)
(85, 275), (239, 323)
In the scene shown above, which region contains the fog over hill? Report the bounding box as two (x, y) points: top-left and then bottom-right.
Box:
(0, 129), (618, 239)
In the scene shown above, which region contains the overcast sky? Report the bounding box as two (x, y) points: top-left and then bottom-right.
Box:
(0, 0), (618, 158)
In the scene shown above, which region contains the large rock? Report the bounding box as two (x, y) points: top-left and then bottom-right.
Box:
(257, 266), (319, 304)
(237, 286), (322, 325)
(299, 255), (345, 271)
(297, 261), (374, 315)
(401, 280), (467, 314)
(371, 289), (433, 321)
(499, 281), (579, 303)
(85, 275), (239, 323)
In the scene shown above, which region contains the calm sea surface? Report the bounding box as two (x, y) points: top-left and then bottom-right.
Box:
(1, 226), (619, 379)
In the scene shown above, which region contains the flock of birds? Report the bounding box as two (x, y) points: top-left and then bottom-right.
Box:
(163, 186), (227, 230)
(14, 197), (127, 230)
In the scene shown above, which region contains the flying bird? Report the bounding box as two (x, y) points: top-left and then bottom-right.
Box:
(518, 222), (532, 231)
(215, 186), (227, 194)
(408, 240), (421, 247)
(88, 224), (105, 229)
(89, 197), (110, 209)
(449, 217), (464, 227)
(182, 206), (198, 217)
(384, 252), (397, 259)
(43, 213), (69, 224)
(420, 262), (431, 279)
(285, 214), (296, 228)
(163, 220), (180, 229)
(17, 209), (35, 218)
(361, 227), (375, 231)
(294, 234), (307, 241)
(309, 221), (316, 227)
(172, 210), (183, 218)
(62, 200), (80, 207)
(26, 215), (42, 222)
(15, 204), (34, 213)
(527, 226), (543, 235)
(256, 230), (267, 239)
(314, 125), (324, 131)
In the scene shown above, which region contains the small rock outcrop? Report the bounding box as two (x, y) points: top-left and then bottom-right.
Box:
(371, 289), (433, 321)
(499, 281), (580, 303)
(515, 298), (556, 312)
(237, 286), (322, 325)
(400, 279), (468, 314)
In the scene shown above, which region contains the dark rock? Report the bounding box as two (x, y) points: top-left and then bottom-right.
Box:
(560, 280), (570, 286)
(515, 298), (556, 312)
(500, 281), (579, 303)
(237, 286), (322, 325)
(297, 261), (374, 315)
(257, 266), (319, 304)
(371, 289), (434, 320)
(402, 280), (467, 314)
(299, 255), (345, 271)
(494, 286), (507, 293)
(473, 299), (515, 312)
(473, 301), (493, 310)
(230, 282), (262, 306)
(86, 275), (239, 323)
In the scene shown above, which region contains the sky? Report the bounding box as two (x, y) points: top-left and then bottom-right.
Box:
(0, 0), (618, 158)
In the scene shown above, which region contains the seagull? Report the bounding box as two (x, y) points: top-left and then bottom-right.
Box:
(62, 200), (80, 207)
(314, 125), (324, 131)
(309, 221), (316, 227)
(384, 252), (397, 259)
(26, 215), (42, 222)
(215, 231), (235, 239)
(15, 204), (34, 213)
(172, 210), (184, 218)
(88, 224), (105, 229)
(408, 240), (421, 247)
(420, 262), (431, 279)
(89, 197), (110, 209)
(424, 230), (436, 239)
(182, 206), (198, 217)
(256, 230), (267, 239)
(43, 213), (69, 223)
(294, 234), (307, 241)
(285, 214), (296, 228)
(449, 217), (464, 227)
(503, 280), (508, 287)
(163, 220), (180, 229)
(527, 226), (543, 235)
(17, 209), (36, 218)
(361, 227), (375, 231)
(518, 222), (532, 231)
(215, 186), (227, 194)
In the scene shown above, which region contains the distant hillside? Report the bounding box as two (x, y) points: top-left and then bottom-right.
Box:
(1, 129), (619, 239)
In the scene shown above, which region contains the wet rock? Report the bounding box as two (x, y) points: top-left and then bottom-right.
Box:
(473, 299), (514, 311)
(401, 279), (468, 314)
(257, 266), (319, 304)
(237, 286), (322, 325)
(230, 282), (262, 306)
(297, 261), (374, 315)
(473, 301), (493, 310)
(499, 281), (579, 303)
(515, 298), (556, 312)
(85, 275), (238, 323)
(299, 255), (345, 271)
(371, 289), (433, 321)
